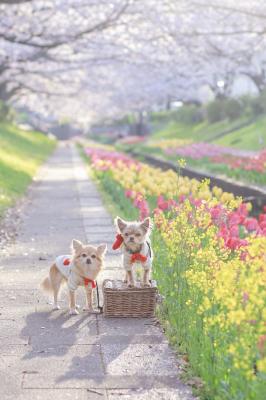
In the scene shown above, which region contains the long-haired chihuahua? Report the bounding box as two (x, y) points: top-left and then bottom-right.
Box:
(41, 239), (107, 314)
(113, 217), (153, 287)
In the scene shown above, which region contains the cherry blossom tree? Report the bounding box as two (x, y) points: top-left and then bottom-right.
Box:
(1, 0), (266, 126)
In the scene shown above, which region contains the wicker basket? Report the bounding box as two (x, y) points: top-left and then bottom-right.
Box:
(103, 279), (158, 318)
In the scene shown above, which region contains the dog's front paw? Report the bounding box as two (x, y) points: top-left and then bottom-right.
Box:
(127, 282), (135, 288)
(143, 282), (151, 288)
(69, 308), (79, 315)
(52, 304), (61, 310)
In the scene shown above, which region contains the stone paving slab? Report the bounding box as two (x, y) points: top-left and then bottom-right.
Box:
(0, 308), (98, 347)
(85, 226), (115, 234)
(107, 388), (193, 400)
(28, 313), (98, 346)
(83, 217), (113, 226)
(0, 369), (23, 400)
(86, 233), (115, 241)
(16, 389), (91, 400)
(0, 337), (29, 346)
(23, 375), (189, 390)
(102, 343), (178, 376)
(0, 279), (47, 290)
(97, 316), (163, 336)
(0, 143), (195, 400)
(1, 346), (104, 389)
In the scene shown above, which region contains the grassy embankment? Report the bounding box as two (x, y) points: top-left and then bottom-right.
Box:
(0, 122), (56, 216)
(150, 115), (266, 150)
(152, 115), (249, 144)
(119, 115), (266, 187)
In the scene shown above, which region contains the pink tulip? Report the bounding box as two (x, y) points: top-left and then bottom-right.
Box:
(157, 195), (169, 211)
(125, 189), (133, 198)
(210, 205), (223, 220)
(242, 292), (249, 303)
(229, 225), (239, 237)
(244, 218), (259, 232)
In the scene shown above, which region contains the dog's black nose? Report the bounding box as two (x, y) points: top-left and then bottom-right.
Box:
(86, 258), (91, 264)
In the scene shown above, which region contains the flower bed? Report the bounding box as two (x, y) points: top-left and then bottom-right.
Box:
(167, 142), (266, 178)
(84, 145), (266, 400)
(165, 142), (248, 159)
(211, 150), (266, 174)
(86, 147), (241, 206)
(137, 140), (266, 186)
(116, 135), (146, 145)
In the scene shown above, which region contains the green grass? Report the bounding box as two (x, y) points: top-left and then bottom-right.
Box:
(149, 114), (266, 151)
(0, 122), (56, 216)
(184, 158), (266, 187)
(151, 116), (251, 144)
(215, 116), (266, 150)
(118, 114), (266, 187)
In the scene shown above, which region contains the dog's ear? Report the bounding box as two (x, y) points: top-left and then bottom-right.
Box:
(97, 243), (107, 257)
(71, 239), (83, 252)
(115, 217), (127, 232)
(140, 217), (152, 233)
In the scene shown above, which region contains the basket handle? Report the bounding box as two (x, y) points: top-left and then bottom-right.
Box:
(96, 281), (103, 313)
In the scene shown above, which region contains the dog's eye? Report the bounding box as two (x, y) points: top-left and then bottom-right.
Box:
(125, 233), (129, 236)
(82, 253), (87, 258)
(91, 254), (96, 258)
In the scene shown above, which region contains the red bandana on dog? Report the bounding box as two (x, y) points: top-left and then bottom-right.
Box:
(112, 234), (124, 250)
(63, 258), (96, 288)
(112, 234), (147, 264)
(84, 278), (96, 288)
(130, 253), (147, 264)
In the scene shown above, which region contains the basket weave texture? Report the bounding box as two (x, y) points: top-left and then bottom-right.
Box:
(103, 279), (158, 318)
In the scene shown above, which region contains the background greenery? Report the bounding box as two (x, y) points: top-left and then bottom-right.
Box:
(0, 121), (56, 216)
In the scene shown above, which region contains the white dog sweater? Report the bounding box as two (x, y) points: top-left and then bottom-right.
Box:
(55, 255), (96, 291)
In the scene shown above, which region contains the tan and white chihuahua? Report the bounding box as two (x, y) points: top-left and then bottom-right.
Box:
(113, 217), (153, 287)
(41, 239), (107, 314)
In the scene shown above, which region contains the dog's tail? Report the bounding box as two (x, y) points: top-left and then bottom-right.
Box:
(40, 264), (65, 293)
(40, 276), (53, 292)
(40, 264), (55, 292)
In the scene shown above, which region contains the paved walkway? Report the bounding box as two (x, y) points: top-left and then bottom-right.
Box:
(0, 143), (194, 400)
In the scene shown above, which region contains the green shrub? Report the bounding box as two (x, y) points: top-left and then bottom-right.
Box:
(176, 105), (203, 124)
(249, 97), (264, 116)
(206, 99), (226, 123)
(206, 98), (246, 123)
(151, 110), (179, 124)
(151, 106), (203, 125)
(0, 101), (10, 121)
(223, 99), (243, 121)
(248, 89), (266, 116)
(89, 133), (114, 144)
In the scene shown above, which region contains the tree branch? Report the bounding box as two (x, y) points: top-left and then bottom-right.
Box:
(191, 2), (266, 20)
(0, 1), (130, 49)
(0, 0), (31, 4)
